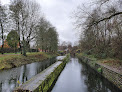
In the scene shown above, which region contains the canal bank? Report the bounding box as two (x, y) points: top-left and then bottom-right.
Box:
(77, 54), (122, 91)
(0, 52), (56, 71)
(14, 55), (70, 92)
(0, 57), (57, 92)
(52, 58), (121, 92)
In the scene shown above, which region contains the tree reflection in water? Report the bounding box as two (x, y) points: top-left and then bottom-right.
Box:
(80, 61), (120, 92)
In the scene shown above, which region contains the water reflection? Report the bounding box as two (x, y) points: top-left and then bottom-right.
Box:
(80, 61), (120, 92)
(52, 58), (121, 92)
(52, 58), (88, 92)
(0, 57), (56, 92)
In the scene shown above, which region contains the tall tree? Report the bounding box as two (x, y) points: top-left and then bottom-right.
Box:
(0, 3), (7, 54)
(6, 30), (19, 53)
(9, 0), (23, 54)
(74, 0), (122, 59)
(36, 18), (58, 52)
(36, 18), (50, 52)
(9, 0), (41, 56)
(47, 27), (58, 52)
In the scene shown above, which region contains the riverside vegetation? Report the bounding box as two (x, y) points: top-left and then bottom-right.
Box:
(77, 53), (122, 72)
(0, 0), (58, 56)
(0, 52), (56, 71)
(77, 53), (122, 90)
(74, 0), (122, 75)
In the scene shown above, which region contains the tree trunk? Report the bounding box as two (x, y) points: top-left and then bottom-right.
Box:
(14, 43), (17, 54)
(42, 46), (43, 52)
(0, 20), (4, 54)
(22, 39), (27, 56)
(17, 21), (22, 54)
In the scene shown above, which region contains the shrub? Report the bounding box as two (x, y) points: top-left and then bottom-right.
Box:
(97, 67), (102, 73)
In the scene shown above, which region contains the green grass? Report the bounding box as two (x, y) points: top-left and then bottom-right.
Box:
(63, 54), (70, 62)
(0, 54), (20, 62)
(3, 52), (21, 54)
(77, 52), (122, 69)
(0, 52), (56, 71)
(77, 53), (97, 61)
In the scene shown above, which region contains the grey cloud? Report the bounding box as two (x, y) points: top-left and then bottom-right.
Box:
(2, 0), (89, 44)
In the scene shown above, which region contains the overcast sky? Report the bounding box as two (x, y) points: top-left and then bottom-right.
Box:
(1, 0), (91, 45)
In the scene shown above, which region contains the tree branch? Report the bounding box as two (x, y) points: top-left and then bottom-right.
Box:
(94, 12), (122, 25)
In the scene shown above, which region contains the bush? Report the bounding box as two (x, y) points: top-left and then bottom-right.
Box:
(0, 48), (38, 54)
(0, 48), (20, 53)
(97, 67), (102, 73)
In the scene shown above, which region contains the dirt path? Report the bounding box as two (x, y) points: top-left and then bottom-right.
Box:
(98, 62), (122, 75)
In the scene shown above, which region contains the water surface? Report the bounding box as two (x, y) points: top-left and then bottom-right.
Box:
(0, 57), (56, 92)
(52, 58), (121, 92)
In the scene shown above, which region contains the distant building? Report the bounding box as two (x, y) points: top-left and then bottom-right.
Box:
(0, 40), (10, 48)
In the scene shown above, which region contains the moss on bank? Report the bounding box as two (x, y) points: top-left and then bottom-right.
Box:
(77, 53), (122, 71)
(36, 54), (70, 92)
(77, 53), (122, 90)
(0, 52), (56, 71)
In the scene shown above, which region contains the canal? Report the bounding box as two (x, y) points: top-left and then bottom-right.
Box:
(52, 58), (120, 92)
(0, 57), (56, 92)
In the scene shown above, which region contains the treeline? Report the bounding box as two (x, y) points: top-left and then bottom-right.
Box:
(36, 18), (58, 52)
(0, 0), (58, 56)
(75, 0), (122, 59)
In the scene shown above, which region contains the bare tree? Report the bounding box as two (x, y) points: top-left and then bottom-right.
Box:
(9, 0), (23, 54)
(10, 0), (42, 56)
(74, 0), (122, 59)
(0, 3), (7, 54)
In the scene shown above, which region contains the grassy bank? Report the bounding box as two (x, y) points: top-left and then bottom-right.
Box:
(77, 53), (122, 71)
(0, 52), (56, 71)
